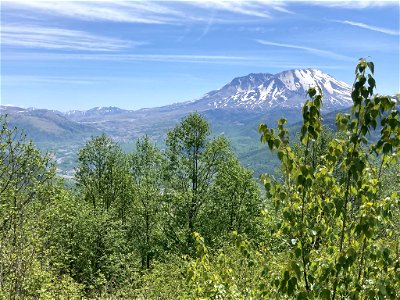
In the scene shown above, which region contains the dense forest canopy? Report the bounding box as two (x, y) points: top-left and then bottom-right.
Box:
(1, 60), (399, 299)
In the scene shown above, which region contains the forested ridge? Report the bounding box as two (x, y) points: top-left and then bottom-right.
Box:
(1, 60), (399, 299)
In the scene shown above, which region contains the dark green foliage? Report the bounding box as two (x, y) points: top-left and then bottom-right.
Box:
(162, 112), (264, 254)
(75, 133), (130, 213)
(129, 136), (165, 269)
(200, 155), (263, 246)
(165, 113), (229, 251)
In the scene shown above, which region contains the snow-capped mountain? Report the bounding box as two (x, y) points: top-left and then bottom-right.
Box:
(65, 106), (132, 121)
(191, 68), (352, 111)
(0, 68), (361, 177)
(58, 68), (353, 120)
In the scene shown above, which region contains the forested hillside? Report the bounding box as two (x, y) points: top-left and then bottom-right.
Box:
(1, 60), (399, 299)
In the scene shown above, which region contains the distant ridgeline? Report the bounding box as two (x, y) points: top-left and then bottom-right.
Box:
(1, 68), (359, 177)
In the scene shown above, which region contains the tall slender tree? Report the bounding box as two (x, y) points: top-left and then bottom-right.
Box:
(130, 136), (164, 268)
(164, 113), (230, 251)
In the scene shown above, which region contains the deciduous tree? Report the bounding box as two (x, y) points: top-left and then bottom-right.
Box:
(130, 136), (164, 268)
(164, 113), (230, 251)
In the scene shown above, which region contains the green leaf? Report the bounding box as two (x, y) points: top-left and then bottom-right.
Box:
(367, 61), (374, 74)
(278, 150), (284, 160)
(291, 261), (301, 279)
(308, 87), (316, 97)
(383, 143), (392, 154)
(295, 247), (301, 258)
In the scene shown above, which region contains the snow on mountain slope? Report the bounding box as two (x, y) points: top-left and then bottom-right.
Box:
(2, 68), (353, 127)
(65, 106), (133, 121)
(60, 68), (352, 120)
(193, 68), (352, 111)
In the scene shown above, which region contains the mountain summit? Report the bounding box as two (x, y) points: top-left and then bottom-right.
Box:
(190, 68), (352, 111)
(46, 68), (353, 120)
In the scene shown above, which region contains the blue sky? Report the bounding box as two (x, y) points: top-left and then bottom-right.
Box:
(1, 0), (399, 111)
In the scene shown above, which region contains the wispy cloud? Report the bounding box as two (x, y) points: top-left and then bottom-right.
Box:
(256, 39), (353, 61)
(5, 1), (180, 24)
(311, 0), (398, 9)
(5, 0), (293, 24)
(2, 73), (212, 86)
(2, 25), (139, 51)
(2, 52), (352, 71)
(187, 0), (294, 19)
(3, 75), (99, 85)
(334, 20), (399, 36)
(2, 52), (260, 64)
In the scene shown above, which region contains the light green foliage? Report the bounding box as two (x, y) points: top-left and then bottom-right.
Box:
(130, 256), (189, 299)
(0, 116), (54, 234)
(259, 59), (400, 298)
(130, 232), (269, 300)
(0, 116), (83, 298)
(186, 232), (266, 299)
(380, 158), (400, 197)
(292, 127), (340, 172)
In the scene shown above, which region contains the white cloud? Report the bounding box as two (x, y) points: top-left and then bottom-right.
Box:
(1, 52), (353, 71)
(256, 39), (353, 61)
(186, 0), (293, 19)
(4, 1), (179, 24)
(311, 0), (398, 9)
(3, 75), (98, 85)
(335, 20), (399, 36)
(4, 0), (293, 24)
(2, 52), (260, 64)
(2, 25), (139, 51)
